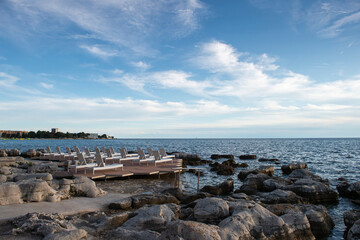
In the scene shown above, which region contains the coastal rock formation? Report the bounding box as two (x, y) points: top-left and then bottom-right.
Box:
(8, 148), (20, 157)
(194, 198), (229, 223)
(348, 220), (360, 240)
(109, 193), (180, 210)
(20, 149), (39, 158)
(160, 220), (221, 240)
(210, 154), (234, 160)
(122, 204), (176, 232)
(281, 163), (307, 174)
(258, 189), (304, 204)
(344, 210), (360, 229)
(238, 173), (271, 195)
(110, 228), (160, 240)
(239, 154), (257, 160)
(259, 158), (280, 162)
(43, 229), (87, 240)
(219, 200), (315, 240)
(337, 181), (360, 199)
(69, 176), (106, 198)
(201, 178), (234, 195)
(210, 159), (241, 175)
(28, 162), (60, 173)
(265, 204), (334, 238)
(238, 166), (274, 180)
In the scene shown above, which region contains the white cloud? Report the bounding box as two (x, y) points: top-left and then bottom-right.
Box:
(0, 56), (6, 61)
(320, 10), (360, 37)
(0, 72), (19, 88)
(80, 45), (118, 58)
(1, 0), (206, 54)
(40, 82), (54, 89)
(131, 61), (151, 70)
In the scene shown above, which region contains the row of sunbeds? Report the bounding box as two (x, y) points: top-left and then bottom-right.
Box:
(40, 146), (176, 175)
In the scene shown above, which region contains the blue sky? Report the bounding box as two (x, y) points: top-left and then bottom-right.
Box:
(0, 0), (360, 138)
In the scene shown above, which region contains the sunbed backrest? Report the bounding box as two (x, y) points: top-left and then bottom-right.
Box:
(147, 148), (153, 156)
(77, 152), (87, 165)
(95, 153), (105, 167)
(138, 149), (146, 160)
(66, 147), (72, 154)
(153, 151), (161, 160)
(46, 146), (52, 153)
(56, 146), (61, 154)
(110, 147), (115, 154)
(120, 148), (127, 158)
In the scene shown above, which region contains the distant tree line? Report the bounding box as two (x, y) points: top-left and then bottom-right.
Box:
(1, 131), (110, 139)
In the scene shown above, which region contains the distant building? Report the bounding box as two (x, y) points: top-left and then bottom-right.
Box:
(88, 133), (99, 139)
(51, 128), (59, 133)
(0, 130), (28, 137)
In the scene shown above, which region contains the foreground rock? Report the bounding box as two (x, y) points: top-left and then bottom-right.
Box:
(219, 200), (315, 239)
(194, 198), (229, 223)
(109, 193), (179, 210)
(348, 220), (360, 240)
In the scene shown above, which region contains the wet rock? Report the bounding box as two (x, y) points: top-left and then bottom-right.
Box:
(210, 154), (234, 160)
(258, 189), (304, 204)
(281, 163), (307, 174)
(179, 207), (194, 219)
(348, 219), (360, 240)
(70, 176), (106, 198)
(265, 203), (334, 239)
(8, 148), (20, 156)
(160, 220), (221, 240)
(288, 169), (325, 183)
(262, 177), (291, 192)
(161, 188), (184, 200)
(259, 158), (280, 162)
(285, 178), (338, 204)
(238, 166), (274, 180)
(201, 178), (234, 196)
(237, 173), (271, 195)
(194, 198), (229, 223)
(239, 162), (248, 168)
(217, 165), (235, 175)
(122, 204), (176, 232)
(110, 228), (160, 240)
(344, 210), (360, 228)
(176, 153), (202, 166)
(239, 154), (257, 160)
(210, 159), (241, 175)
(28, 162), (60, 173)
(43, 229), (87, 240)
(280, 212), (315, 239)
(337, 181), (360, 199)
(219, 199), (315, 240)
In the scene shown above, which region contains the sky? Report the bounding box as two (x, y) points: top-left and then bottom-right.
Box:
(0, 0), (360, 138)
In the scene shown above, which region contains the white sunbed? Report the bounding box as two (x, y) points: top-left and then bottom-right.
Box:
(120, 148), (140, 165)
(153, 150), (174, 166)
(68, 152), (97, 173)
(137, 149), (155, 166)
(85, 152), (123, 174)
(159, 148), (176, 159)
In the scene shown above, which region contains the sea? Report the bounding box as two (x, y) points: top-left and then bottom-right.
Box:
(1, 138), (359, 239)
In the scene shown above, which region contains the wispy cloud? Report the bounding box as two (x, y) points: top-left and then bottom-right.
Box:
(80, 45), (118, 59)
(248, 0), (360, 38)
(0, 72), (19, 88)
(1, 0), (207, 55)
(131, 61), (151, 71)
(40, 82), (54, 89)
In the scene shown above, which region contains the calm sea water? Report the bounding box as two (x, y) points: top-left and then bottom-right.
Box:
(1, 138), (359, 239)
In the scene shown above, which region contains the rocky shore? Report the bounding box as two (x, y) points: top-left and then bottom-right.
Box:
(1, 148), (360, 239)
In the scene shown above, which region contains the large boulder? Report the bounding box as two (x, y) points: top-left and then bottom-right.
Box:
(348, 219), (360, 240)
(288, 169), (325, 183)
(160, 220), (221, 240)
(337, 181), (360, 199)
(239, 154), (257, 160)
(238, 166), (274, 180)
(0, 166), (11, 175)
(194, 197), (229, 223)
(122, 204), (176, 232)
(344, 210), (360, 229)
(285, 179), (338, 204)
(8, 148), (20, 157)
(210, 154), (234, 160)
(0, 179), (56, 205)
(281, 163), (307, 174)
(262, 177), (291, 192)
(180, 192), (212, 205)
(21, 149), (39, 158)
(258, 189), (304, 204)
(218, 200), (315, 240)
(69, 176), (106, 198)
(201, 178), (234, 195)
(265, 203), (334, 238)
(0, 149), (8, 157)
(14, 173), (53, 182)
(109, 193), (180, 210)
(238, 173), (270, 195)
(176, 153), (203, 166)
(0, 174), (6, 183)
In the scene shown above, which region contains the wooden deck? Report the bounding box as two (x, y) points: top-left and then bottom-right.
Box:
(70, 159), (183, 180)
